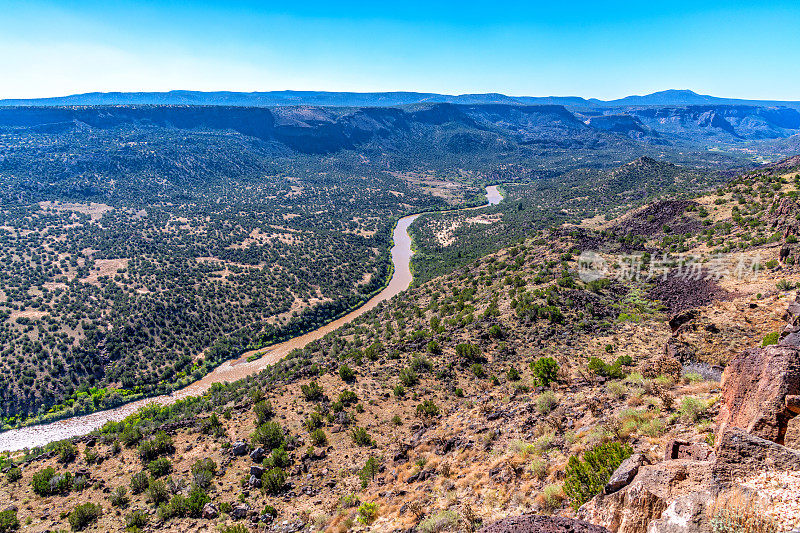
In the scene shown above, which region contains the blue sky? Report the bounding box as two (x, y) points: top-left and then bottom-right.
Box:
(1, 0), (799, 99)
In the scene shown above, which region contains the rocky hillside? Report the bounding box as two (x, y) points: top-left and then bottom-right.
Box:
(2, 158), (800, 532)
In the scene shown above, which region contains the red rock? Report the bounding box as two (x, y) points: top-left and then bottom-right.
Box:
(717, 344), (800, 443)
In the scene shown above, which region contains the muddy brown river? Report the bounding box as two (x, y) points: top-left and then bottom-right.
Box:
(0, 186), (502, 451)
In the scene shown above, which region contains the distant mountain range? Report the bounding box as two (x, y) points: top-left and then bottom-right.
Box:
(1, 89), (799, 110)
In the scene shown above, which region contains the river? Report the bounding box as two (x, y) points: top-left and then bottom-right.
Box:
(0, 185), (502, 451)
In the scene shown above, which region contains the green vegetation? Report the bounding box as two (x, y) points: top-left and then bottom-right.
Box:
(68, 503), (102, 531)
(563, 441), (633, 510)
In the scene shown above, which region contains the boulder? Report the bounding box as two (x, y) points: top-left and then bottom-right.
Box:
(231, 504), (250, 520)
(477, 515), (610, 533)
(201, 502), (219, 519)
(717, 344), (800, 443)
(578, 459), (713, 533)
(248, 474), (262, 488)
(250, 447), (265, 462)
(668, 309), (699, 334)
(713, 427), (800, 485)
(604, 454), (649, 495)
(646, 491), (714, 533)
(786, 416), (800, 450)
(310, 447), (326, 460)
(232, 441), (249, 456)
(250, 465), (264, 478)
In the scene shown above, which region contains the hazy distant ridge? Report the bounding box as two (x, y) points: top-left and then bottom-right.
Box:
(1, 89), (799, 109)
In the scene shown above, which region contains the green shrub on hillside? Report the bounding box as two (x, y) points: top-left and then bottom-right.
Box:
(530, 357), (559, 385)
(563, 441), (633, 510)
(762, 332), (780, 346)
(68, 502), (102, 531)
(0, 509), (19, 533)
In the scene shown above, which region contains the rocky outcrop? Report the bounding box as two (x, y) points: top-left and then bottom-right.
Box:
(577, 459), (713, 533)
(712, 427), (800, 485)
(716, 343), (800, 443)
(477, 515), (610, 533)
(579, 428), (800, 533)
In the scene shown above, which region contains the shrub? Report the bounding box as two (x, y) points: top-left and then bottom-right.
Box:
(148, 457), (173, 478)
(301, 381), (324, 401)
(191, 457), (218, 488)
(506, 367), (521, 381)
(679, 396), (708, 423)
(415, 400), (441, 418)
(251, 421), (285, 450)
(130, 471), (149, 494)
(264, 446), (291, 469)
(55, 440), (77, 463)
(31, 467), (63, 496)
(587, 357), (626, 379)
(305, 410), (323, 430)
(310, 428), (328, 446)
(126, 509), (149, 529)
(530, 457), (548, 480)
(410, 355), (433, 372)
(350, 427), (375, 447)
(6, 467), (21, 483)
(399, 367), (419, 387)
(0, 509), (19, 533)
(762, 332), (780, 347)
(147, 478), (169, 506)
(530, 357), (559, 385)
(536, 391), (559, 415)
(262, 468), (286, 495)
(68, 503), (102, 531)
(220, 526), (250, 533)
(359, 455), (380, 489)
(427, 340), (442, 354)
(455, 343), (482, 363)
(339, 389), (358, 405)
(109, 486), (129, 508)
(710, 491), (779, 533)
(539, 484), (564, 512)
(357, 502), (379, 525)
(83, 448), (99, 465)
(393, 384), (406, 397)
(186, 485), (210, 518)
(339, 364), (356, 382)
(254, 400), (274, 424)
(417, 510), (460, 533)
(563, 441), (633, 510)
(137, 432), (174, 462)
(471, 363), (485, 378)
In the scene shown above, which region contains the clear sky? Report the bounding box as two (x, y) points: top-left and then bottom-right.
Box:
(1, 0), (799, 100)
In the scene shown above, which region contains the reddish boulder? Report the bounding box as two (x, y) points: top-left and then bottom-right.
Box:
(477, 515), (609, 533)
(716, 344), (800, 443)
(578, 459), (713, 533)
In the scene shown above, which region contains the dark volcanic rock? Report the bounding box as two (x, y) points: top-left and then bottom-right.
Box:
(611, 200), (701, 240)
(649, 272), (732, 315)
(477, 515), (610, 533)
